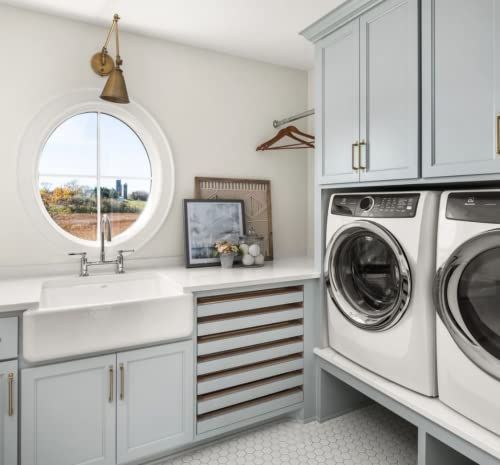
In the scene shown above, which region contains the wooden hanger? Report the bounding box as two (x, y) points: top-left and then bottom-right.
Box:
(256, 125), (315, 151)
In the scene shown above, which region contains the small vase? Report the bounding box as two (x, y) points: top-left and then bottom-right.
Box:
(220, 253), (235, 269)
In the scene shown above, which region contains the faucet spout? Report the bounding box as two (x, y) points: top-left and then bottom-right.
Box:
(100, 214), (112, 262)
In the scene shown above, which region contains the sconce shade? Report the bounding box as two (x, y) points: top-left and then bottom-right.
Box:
(100, 67), (129, 104)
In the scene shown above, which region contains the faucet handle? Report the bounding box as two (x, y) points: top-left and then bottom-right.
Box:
(68, 252), (87, 258)
(117, 249), (135, 256)
(116, 249), (134, 274)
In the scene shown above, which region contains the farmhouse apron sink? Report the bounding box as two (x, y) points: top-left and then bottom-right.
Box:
(23, 272), (193, 363)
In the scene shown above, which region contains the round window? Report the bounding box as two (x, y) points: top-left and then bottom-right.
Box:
(38, 112), (152, 242)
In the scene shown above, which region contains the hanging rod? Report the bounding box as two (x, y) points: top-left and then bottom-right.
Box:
(273, 109), (315, 128)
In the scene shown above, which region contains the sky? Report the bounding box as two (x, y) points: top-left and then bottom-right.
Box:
(38, 112), (152, 194)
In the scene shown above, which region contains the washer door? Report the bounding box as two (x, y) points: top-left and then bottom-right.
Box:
(435, 229), (500, 380)
(324, 221), (412, 331)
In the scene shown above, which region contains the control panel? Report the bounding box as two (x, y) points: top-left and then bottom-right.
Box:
(446, 192), (500, 224)
(331, 194), (420, 218)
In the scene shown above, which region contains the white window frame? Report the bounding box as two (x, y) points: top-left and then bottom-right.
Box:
(18, 90), (175, 256)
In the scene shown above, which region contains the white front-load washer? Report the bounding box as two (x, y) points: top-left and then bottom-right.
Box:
(324, 191), (439, 396)
(434, 190), (500, 435)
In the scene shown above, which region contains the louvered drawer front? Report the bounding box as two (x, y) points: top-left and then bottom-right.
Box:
(197, 287), (304, 318)
(197, 338), (304, 375)
(196, 286), (305, 436)
(197, 322), (303, 356)
(197, 388), (304, 435)
(198, 372), (304, 415)
(198, 305), (303, 336)
(198, 355), (303, 395)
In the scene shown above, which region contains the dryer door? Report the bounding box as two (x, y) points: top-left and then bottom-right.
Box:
(324, 220), (412, 331)
(435, 229), (500, 380)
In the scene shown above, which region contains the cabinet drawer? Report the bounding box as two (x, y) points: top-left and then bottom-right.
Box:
(197, 338), (304, 375)
(198, 305), (303, 336)
(198, 372), (303, 415)
(197, 322), (303, 356)
(197, 388), (303, 434)
(197, 354), (303, 395)
(0, 317), (18, 361)
(197, 287), (303, 318)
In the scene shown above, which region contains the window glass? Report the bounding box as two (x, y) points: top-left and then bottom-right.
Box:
(39, 176), (97, 241)
(38, 112), (152, 242)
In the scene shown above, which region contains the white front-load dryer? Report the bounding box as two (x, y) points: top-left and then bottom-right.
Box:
(434, 190), (500, 435)
(324, 191), (439, 396)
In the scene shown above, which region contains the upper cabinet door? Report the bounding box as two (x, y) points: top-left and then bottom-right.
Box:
(116, 341), (194, 464)
(422, 0), (500, 177)
(22, 355), (116, 465)
(318, 19), (361, 184)
(359, 0), (419, 182)
(0, 361), (17, 465)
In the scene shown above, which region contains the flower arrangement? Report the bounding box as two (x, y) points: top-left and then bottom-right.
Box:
(214, 240), (240, 256)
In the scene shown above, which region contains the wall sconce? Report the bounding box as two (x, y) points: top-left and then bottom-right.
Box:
(90, 14), (129, 104)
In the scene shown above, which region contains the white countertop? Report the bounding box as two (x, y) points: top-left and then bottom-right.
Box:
(0, 257), (319, 313)
(315, 347), (500, 460)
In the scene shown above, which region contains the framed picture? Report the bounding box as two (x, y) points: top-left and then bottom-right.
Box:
(194, 177), (273, 260)
(184, 199), (246, 268)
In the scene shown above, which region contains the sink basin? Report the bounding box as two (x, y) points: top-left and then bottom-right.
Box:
(23, 272), (193, 363)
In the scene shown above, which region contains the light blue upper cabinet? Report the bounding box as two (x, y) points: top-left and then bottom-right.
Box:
(422, 0), (500, 178)
(319, 20), (361, 184)
(359, 0), (419, 182)
(315, 0), (419, 185)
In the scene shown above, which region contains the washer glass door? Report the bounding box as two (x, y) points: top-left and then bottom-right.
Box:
(325, 221), (411, 331)
(436, 229), (500, 379)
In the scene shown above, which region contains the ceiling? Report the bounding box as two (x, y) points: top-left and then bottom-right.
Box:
(0, 0), (343, 70)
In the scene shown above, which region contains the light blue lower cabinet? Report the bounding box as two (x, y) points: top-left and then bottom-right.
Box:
(0, 360), (17, 465)
(21, 354), (117, 465)
(21, 340), (194, 465)
(116, 341), (194, 464)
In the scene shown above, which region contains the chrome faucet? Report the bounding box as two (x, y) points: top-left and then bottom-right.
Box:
(100, 214), (112, 262)
(69, 214), (134, 276)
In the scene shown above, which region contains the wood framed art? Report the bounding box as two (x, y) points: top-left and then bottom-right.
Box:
(184, 199), (246, 268)
(194, 177), (273, 260)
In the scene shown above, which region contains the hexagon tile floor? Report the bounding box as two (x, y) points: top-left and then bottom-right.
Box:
(161, 404), (417, 465)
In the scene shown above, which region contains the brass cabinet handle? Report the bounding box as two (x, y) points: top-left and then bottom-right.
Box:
(120, 363), (125, 401)
(108, 367), (114, 403)
(352, 142), (360, 170)
(8, 373), (14, 417)
(496, 115), (500, 155)
(359, 140), (367, 170)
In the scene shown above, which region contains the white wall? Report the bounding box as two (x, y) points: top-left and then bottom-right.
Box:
(306, 69), (316, 259)
(0, 5), (310, 276)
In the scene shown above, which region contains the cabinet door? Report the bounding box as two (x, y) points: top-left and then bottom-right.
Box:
(359, 0), (419, 182)
(0, 361), (17, 465)
(22, 355), (116, 465)
(319, 19), (360, 184)
(116, 341), (194, 464)
(422, 0), (500, 177)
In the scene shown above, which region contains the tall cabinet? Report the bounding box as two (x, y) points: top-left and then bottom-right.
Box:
(316, 0), (419, 185)
(422, 0), (500, 177)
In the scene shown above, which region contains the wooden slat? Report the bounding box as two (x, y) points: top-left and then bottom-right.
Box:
(197, 322), (303, 356)
(197, 355), (303, 395)
(197, 372), (304, 414)
(197, 338), (304, 375)
(197, 286), (303, 305)
(196, 388), (303, 434)
(197, 288), (303, 318)
(198, 306), (303, 336)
